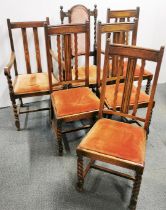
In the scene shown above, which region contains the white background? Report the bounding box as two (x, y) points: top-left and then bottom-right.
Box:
(0, 0), (166, 108)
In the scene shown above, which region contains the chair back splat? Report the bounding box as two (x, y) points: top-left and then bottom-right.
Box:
(99, 41), (164, 132)
(44, 21), (90, 92)
(60, 4), (97, 59)
(7, 18), (51, 75)
(97, 20), (138, 85)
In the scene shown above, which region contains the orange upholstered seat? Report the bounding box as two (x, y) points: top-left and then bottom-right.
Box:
(104, 83), (150, 108)
(78, 118), (146, 164)
(14, 72), (57, 95)
(72, 65), (102, 84)
(109, 61), (153, 77)
(51, 87), (100, 117)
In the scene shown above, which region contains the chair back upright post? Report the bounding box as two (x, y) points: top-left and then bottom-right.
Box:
(96, 20), (138, 86)
(44, 21), (90, 93)
(99, 41), (164, 133)
(7, 18), (51, 76)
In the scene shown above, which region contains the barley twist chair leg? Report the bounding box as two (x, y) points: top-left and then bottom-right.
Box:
(129, 171), (142, 210)
(145, 78), (151, 95)
(5, 71), (20, 131)
(12, 98), (20, 131)
(56, 121), (63, 156)
(76, 155), (84, 192)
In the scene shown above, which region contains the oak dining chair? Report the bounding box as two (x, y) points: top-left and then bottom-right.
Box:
(44, 21), (100, 155)
(4, 18), (57, 130)
(76, 42), (164, 210)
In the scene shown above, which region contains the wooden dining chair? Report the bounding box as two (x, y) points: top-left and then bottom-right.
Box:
(44, 21), (100, 156)
(4, 18), (57, 130)
(106, 7), (153, 94)
(60, 4), (98, 86)
(96, 21), (155, 119)
(76, 42), (164, 210)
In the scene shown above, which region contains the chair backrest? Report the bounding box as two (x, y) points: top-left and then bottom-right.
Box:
(44, 22), (90, 92)
(97, 20), (138, 85)
(107, 7), (140, 23)
(60, 4), (97, 55)
(7, 18), (51, 76)
(99, 41), (164, 132)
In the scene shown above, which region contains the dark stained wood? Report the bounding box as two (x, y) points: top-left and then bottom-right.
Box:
(47, 24), (87, 35)
(21, 28), (31, 74)
(74, 33), (78, 80)
(64, 34), (72, 81)
(33, 27), (42, 72)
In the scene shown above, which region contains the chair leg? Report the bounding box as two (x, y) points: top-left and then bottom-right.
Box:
(56, 120), (63, 156)
(11, 98), (20, 131)
(19, 98), (24, 107)
(129, 171), (143, 210)
(76, 155), (84, 192)
(145, 78), (151, 95)
(49, 100), (54, 124)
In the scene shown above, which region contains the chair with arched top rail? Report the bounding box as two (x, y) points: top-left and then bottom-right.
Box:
(60, 4), (98, 86)
(76, 42), (164, 210)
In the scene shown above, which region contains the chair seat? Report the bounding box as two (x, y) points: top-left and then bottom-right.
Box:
(14, 72), (57, 95)
(78, 118), (146, 164)
(110, 61), (153, 77)
(72, 65), (100, 84)
(51, 87), (100, 117)
(104, 83), (150, 108)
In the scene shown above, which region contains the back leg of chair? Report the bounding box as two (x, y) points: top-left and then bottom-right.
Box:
(145, 78), (152, 95)
(19, 98), (24, 107)
(56, 119), (63, 156)
(76, 155), (84, 192)
(129, 169), (143, 210)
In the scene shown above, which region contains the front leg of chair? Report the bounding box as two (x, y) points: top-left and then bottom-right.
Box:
(129, 169), (143, 210)
(56, 120), (63, 156)
(145, 78), (152, 95)
(12, 97), (20, 131)
(76, 155), (84, 192)
(5, 72), (20, 131)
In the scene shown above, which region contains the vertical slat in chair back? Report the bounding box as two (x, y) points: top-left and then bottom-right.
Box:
(44, 22), (90, 92)
(97, 20), (138, 85)
(100, 42), (164, 132)
(7, 18), (50, 75)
